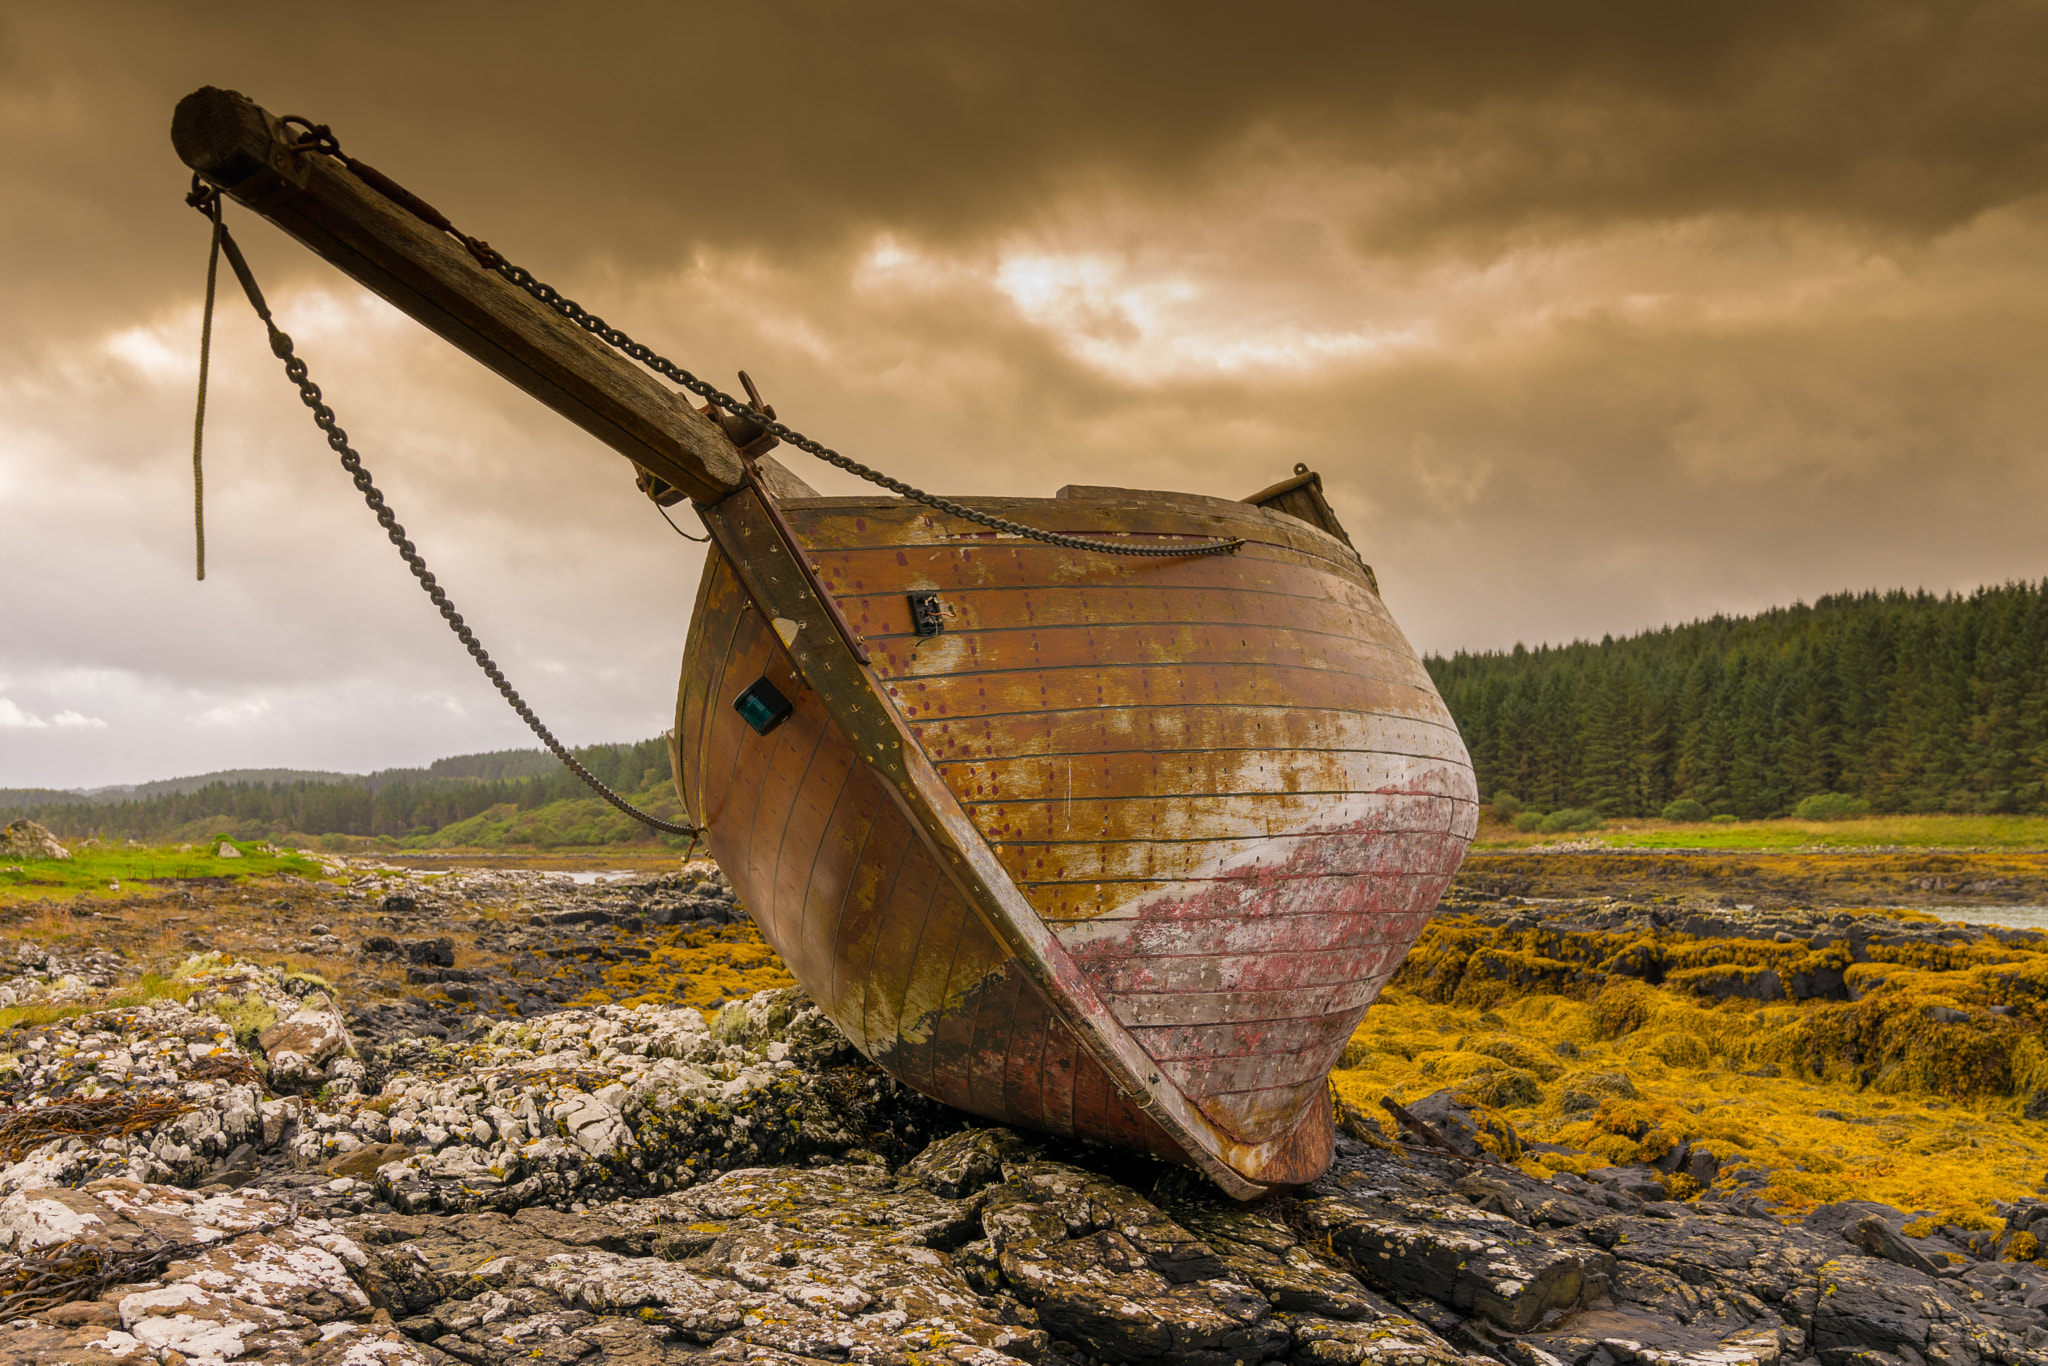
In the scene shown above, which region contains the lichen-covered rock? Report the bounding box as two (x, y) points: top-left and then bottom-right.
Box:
(12, 859), (2048, 1363)
(1, 818), (69, 860)
(257, 993), (356, 1089)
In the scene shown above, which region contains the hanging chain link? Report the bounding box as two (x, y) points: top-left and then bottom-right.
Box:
(188, 181), (698, 840)
(277, 121), (1243, 559)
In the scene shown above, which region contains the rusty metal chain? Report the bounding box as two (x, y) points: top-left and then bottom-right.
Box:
(277, 122), (1243, 559)
(189, 183), (698, 840)
(488, 262), (1246, 556)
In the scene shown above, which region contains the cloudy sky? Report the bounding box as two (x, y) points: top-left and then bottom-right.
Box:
(3, 1), (2046, 789)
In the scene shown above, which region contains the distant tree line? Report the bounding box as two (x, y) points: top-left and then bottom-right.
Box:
(1427, 583), (2048, 818)
(2, 738), (674, 843)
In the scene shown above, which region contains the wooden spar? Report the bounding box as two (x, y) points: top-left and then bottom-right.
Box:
(170, 86), (747, 505)
(170, 85), (1480, 1194)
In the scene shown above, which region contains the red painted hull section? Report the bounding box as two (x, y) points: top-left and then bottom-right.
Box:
(675, 487), (1475, 1190)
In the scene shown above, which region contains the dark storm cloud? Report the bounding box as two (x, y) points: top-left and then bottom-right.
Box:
(5, 0), (2045, 342)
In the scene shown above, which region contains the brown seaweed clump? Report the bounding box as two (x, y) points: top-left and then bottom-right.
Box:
(1335, 901), (2048, 1227)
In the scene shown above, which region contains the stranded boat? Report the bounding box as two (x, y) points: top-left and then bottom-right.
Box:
(173, 87), (1477, 1197)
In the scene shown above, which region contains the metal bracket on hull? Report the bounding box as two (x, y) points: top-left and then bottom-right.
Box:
(692, 485), (1334, 1199)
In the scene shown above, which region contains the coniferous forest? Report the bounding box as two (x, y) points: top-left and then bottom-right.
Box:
(1426, 583), (2048, 818)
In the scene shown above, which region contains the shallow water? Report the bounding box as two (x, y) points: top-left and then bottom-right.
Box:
(1934, 904), (2048, 931)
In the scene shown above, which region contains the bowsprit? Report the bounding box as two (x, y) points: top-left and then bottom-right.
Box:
(172, 85), (1477, 1197)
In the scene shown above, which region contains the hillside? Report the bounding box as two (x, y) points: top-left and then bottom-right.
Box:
(0, 745), (575, 810)
(0, 737), (687, 849)
(1429, 581), (2048, 820)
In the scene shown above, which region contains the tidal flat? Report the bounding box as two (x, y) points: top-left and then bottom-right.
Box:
(3, 842), (2048, 1362)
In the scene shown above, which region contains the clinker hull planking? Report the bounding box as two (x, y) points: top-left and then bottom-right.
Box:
(674, 481), (1477, 1195)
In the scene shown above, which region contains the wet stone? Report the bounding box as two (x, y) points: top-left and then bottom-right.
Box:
(4, 861), (2048, 1364)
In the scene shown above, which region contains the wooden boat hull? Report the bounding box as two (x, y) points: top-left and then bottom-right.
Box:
(674, 485), (1476, 1193)
(167, 88), (1472, 1192)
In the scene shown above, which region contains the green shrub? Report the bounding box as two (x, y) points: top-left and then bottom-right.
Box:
(1661, 797), (1710, 823)
(1794, 792), (1872, 821)
(1513, 811), (1545, 832)
(1539, 808), (1604, 833)
(1493, 794), (1525, 815)
(1710, 813), (1738, 824)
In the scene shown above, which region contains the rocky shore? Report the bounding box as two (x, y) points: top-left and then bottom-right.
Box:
(2, 855), (2047, 1365)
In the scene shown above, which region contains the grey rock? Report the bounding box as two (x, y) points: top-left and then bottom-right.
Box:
(1850, 1213), (1947, 1276)
(1295, 1170), (1595, 1332)
(0, 818), (68, 860)
(984, 1159), (1289, 1364)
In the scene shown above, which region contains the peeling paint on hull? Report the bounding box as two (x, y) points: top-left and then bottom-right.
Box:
(673, 487), (1476, 1192)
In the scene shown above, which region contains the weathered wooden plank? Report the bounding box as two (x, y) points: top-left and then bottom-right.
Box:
(853, 591), (1417, 681)
(826, 798), (915, 1049)
(844, 577), (1392, 643)
(1003, 979), (1055, 1130)
(171, 87), (746, 504)
(674, 556), (741, 826)
(785, 750), (872, 995)
(788, 509), (1378, 597)
(922, 913), (983, 1107)
(823, 549), (1381, 627)
(746, 698), (831, 934)
(975, 789), (1473, 844)
(1071, 1043), (1112, 1143)
(1055, 906), (1440, 961)
(1040, 1016), (1080, 1137)
(835, 559), (1395, 632)
(1108, 978), (1392, 1028)
(870, 620), (1436, 695)
(1028, 874), (1454, 921)
(705, 612), (773, 824)
(950, 749), (1482, 810)
(1160, 1045), (1338, 1097)
(992, 808), (1471, 886)
(862, 845), (943, 1058)
(883, 661), (1445, 724)
(966, 963), (1024, 1119)
(918, 706), (1461, 765)
(1094, 945), (1418, 996)
(1130, 1013), (1364, 1064)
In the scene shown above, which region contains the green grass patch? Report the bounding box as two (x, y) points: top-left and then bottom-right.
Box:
(0, 839), (325, 904)
(1473, 813), (2048, 853)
